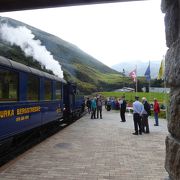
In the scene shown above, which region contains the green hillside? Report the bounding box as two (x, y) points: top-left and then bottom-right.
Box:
(0, 16), (127, 94)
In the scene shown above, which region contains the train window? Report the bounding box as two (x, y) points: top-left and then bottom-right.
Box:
(0, 68), (18, 101)
(44, 79), (52, 100)
(27, 74), (39, 101)
(55, 82), (62, 100)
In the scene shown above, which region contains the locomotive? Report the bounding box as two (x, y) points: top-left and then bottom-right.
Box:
(0, 56), (85, 149)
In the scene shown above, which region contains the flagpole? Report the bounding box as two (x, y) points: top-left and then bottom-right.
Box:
(144, 61), (151, 101)
(158, 56), (167, 119)
(136, 65), (137, 95)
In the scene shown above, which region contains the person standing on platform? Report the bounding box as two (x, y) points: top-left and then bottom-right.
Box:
(86, 97), (91, 114)
(119, 95), (127, 122)
(96, 96), (103, 119)
(132, 96), (144, 135)
(153, 98), (160, 126)
(91, 97), (97, 119)
(141, 97), (151, 133)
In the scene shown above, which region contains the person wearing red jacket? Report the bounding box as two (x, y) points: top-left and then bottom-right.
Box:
(153, 98), (160, 126)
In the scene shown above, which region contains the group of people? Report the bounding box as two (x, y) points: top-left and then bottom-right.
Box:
(86, 96), (103, 119)
(86, 95), (160, 135)
(132, 96), (160, 135)
(132, 96), (150, 135)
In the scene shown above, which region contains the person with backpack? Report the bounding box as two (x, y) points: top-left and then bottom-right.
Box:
(91, 97), (97, 119)
(141, 97), (151, 133)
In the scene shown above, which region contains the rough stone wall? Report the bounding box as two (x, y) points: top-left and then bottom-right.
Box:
(161, 0), (180, 179)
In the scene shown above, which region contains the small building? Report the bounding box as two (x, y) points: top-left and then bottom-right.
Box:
(114, 87), (135, 92)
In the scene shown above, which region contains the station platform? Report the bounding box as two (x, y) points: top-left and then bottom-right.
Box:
(0, 108), (169, 180)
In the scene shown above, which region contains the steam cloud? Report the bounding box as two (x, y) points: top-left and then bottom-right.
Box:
(0, 24), (63, 78)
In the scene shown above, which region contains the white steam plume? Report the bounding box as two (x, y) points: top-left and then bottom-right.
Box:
(0, 24), (63, 78)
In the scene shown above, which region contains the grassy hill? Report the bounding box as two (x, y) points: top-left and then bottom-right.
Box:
(0, 16), (126, 94)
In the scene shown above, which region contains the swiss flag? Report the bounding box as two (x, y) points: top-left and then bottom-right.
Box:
(129, 69), (136, 82)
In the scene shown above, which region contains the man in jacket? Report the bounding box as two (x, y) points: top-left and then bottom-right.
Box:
(119, 95), (127, 122)
(132, 96), (144, 135)
(86, 97), (91, 114)
(96, 96), (103, 119)
(141, 97), (150, 133)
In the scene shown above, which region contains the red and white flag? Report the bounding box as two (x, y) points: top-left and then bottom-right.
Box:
(129, 69), (137, 82)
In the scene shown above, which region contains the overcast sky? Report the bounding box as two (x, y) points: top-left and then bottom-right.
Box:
(0, 0), (167, 67)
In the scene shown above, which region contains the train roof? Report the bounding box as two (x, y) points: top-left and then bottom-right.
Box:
(0, 56), (66, 83)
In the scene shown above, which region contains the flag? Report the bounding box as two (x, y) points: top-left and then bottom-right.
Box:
(129, 69), (136, 82)
(144, 63), (151, 81)
(157, 59), (164, 80)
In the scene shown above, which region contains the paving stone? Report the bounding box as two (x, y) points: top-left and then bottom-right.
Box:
(0, 108), (169, 179)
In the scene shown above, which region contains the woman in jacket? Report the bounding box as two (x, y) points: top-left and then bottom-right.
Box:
(153, 98), (160, 126)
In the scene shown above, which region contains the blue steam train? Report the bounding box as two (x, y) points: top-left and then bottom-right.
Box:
(0, 56), (85, 147)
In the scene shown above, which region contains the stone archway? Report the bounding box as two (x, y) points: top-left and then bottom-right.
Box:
(161, 0), (180, 179)
(0, 0), (178, 178)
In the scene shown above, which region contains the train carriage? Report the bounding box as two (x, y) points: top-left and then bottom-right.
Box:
(0, 56), (66, 143)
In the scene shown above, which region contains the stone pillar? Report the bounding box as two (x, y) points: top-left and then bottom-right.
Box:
(161, 0), (180, 179)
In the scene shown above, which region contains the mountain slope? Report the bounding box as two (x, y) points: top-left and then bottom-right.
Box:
(0, 16), (123, 93)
